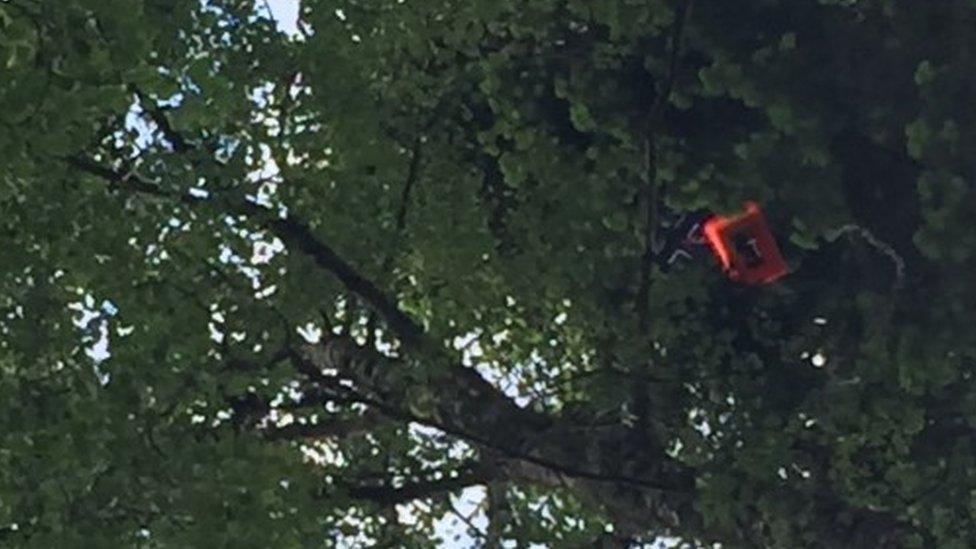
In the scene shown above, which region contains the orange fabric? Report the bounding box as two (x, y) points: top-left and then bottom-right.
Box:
(701, 202), (788, 285)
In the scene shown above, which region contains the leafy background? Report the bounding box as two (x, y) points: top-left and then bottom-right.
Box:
(2, 0), (976, 547)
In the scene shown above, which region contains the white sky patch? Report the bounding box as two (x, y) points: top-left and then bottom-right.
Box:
(123, 100), (155, 152)
(85, 323), (111, 363)
(209, 308), (226, 344)
(250, 81), (276, 109)
(297, 322), (322, 343)
(188, 187), (210, 199)
(247, 143), (281, 186)
(331, 509), (378, 549)
(474, 360), (532, 408)
(69, 295), (118, 385)
(430, 485), (488, 544)
(300, 438), (346, 467)
(261, 0), (302, 37)
(452, 325), (579, 409)
(688, 408), (712, 438)
(393, 423), (484, 545)
(652, 537), (692, 549)
(452, 330), (483, 367)
(250, 236), (285, 265)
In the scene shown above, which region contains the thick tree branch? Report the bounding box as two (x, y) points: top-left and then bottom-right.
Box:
(268, 216), (425, 346)
(263, 411), (384, 442)
(300, 338), (695, 498)
(340, 468), (492, 506)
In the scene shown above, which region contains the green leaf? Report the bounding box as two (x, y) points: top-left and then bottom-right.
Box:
(914, 60), (935, 86)
(569, 102), (596, 132)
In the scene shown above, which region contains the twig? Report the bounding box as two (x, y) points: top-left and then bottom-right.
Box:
(366, 135), (425, 347)
(827, 224), (906, 290)
(449, 500), (489, 541)
(631, 0), (693, 446)
(635, 0), (693, 331)
(393, 136), (424, 235)
(260, 0), (278, 29)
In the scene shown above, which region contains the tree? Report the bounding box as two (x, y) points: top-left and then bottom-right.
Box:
(1, 0), (975, 546)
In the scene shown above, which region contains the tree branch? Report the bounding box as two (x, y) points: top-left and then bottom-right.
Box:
(68, 124), (697, 536)
(262, 412), (383, 441)
(635, 0), (693, 330)
(268, 216), (425, 346)
(67, 151), (425, 348)
(300, 338), (694, 497)
(393, 136), (424, 235)
(340, 468), (492, 506)
(644, 1), (693, 133)
(128, 84), (192, 152)
(67, 155), (169, 197)
(630, 0), (694, 466)
(367, 134), (425, 343)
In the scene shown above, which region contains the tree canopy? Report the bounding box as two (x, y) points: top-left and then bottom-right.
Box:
(2, 0), (975, 546)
